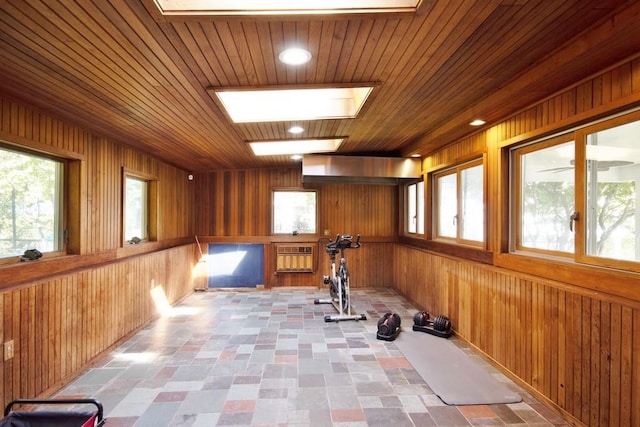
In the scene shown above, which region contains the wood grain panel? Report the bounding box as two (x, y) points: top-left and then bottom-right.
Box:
(401, 53), (640, 427)
(393, 244), (639, 426)
(0, 96), (196, 408)
(4, 1), (638, 171)
(1, 96), (194, 253)
(194, 168), (397, 288)
(0, 245), (195, 406)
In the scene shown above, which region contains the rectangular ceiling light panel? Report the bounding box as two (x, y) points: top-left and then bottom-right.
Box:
(155, 0), (421, 15)
(249, 138), (345, 156)
(215, 87), (373, 123)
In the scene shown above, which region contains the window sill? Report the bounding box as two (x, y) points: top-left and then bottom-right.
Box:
(0, 252), (114, 291)
(398, 236), (493, 265)
(495, 252), (640, 303)
(0, 237), (193, 291)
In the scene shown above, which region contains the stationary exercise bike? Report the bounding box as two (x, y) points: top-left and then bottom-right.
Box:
(314, 234), (367, 322)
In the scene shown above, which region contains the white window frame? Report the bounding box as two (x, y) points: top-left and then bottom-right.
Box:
(406, 180), (424, 235)
(432, 158), (485, 246)
(272, 189), (317, 235)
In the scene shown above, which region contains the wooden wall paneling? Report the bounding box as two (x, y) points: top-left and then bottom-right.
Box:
(2, 245), (196, 407)
(0, 294), (4, 405)
(0, 96), (196, 407)
(618, 305), (632, 425)
(556, 287), (566, 409)
(631, 309), (640, 427)
(11, 288), (19, 399)
(608, 303), (621, 426)
(392, 243), (639, 426)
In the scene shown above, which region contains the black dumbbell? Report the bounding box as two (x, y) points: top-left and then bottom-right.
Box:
(413, 311), (451, 332)
(377, 312), (401, 336)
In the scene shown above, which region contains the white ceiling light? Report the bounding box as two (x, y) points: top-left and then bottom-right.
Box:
(213, 86), (374, 123)
(249, 138), (345, 156)
(288, 125), (304, 134)
(153, 0), (422, 16)
(279, 48), (312, 65)
(470, 119), (486, 126)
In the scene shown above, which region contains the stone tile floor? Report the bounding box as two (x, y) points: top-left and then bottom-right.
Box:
(53, 288), (570, 426)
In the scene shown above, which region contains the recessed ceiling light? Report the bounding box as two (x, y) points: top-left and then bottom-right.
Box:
(288, 125), (304, 134)
(249, 138), (345, 156)
(470, 119), (486, 126)
(279, 48), (312, 65)
(291, 154), (303, 160)
(213, 86), (374, 123)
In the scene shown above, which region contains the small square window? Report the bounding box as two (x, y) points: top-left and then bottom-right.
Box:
(272, 190), (317, 234)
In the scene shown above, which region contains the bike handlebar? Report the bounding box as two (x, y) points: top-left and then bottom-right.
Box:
(326, 234), (361, 251)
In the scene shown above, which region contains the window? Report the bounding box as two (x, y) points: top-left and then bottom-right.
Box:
(123, 172), (156, 244)
(512, 109), (640, 272)
(433, 159), (484, 245)
(513, 137), (575, 255)
(0, 145), (64, 259)
(580, 113), (640, 267)
(124, 176), (148, 242)
(406, 180), (424, 234)
(272, 190), (317, 234)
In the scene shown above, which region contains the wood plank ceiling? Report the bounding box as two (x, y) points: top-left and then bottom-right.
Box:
(1, 0), (639, 172)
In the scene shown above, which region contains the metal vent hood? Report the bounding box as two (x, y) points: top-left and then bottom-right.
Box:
(302, 154), (421, 185)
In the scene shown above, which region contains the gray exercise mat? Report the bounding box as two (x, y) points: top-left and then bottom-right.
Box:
(394, 330), (521, 405)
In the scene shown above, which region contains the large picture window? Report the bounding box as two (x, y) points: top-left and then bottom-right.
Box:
(512, 109), (640, 272)
(0, 145), (64, 259)
(272, 190), (317, 234)
(433, 159), (484, 245)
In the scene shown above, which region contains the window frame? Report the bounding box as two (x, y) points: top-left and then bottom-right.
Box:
(574, 109), (640, 273)
(432, 157), (485, 247)
(405, 179), (424, 236)
(122, 168), (157, 246)
(511, 134), (575, 258)
(0, 143), (68, 264)
(509, 108), (640, 274)
(271, 189), (318, 235)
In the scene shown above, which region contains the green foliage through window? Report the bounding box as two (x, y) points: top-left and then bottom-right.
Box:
(273, 190), (316, 234)
(0, 146), (63, 258)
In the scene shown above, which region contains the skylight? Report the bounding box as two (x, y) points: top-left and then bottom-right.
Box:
(249, 138), (345, 156)
(213, 86), (374, 123)
(153, 0), (422, 16)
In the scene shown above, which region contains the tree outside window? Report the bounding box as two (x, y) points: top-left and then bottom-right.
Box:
(124, 176), (148, 243)
(0, 146), (63, 259)
(512, 111), (640, 271)
(273, 190), (317, 234)
(433, 159), (484, 245)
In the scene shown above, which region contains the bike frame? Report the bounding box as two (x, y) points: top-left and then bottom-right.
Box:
(315, 234), (366, 322)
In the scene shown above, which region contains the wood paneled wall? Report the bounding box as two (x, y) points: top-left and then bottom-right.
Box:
(0, 245), (196, 405)
(399, 56), (640, 426)
(394, 246), (640, 427)
(0, 96), (196, 407)
(193, 169), (397, 288)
